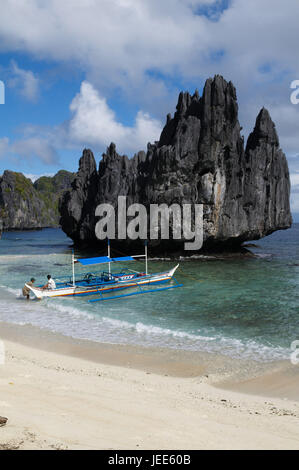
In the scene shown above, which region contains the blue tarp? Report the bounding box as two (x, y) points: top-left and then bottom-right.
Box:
(77, 255), (135, 266)
(111, 256), (135, 262)
(77, 256), (111, 265)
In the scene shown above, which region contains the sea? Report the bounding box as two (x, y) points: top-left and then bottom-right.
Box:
(0, 226), (298, 362)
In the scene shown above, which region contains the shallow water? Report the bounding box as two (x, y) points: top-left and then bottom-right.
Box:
(0, 226), (298, 362)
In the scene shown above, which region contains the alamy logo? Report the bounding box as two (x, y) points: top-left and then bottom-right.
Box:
(290, 340), (299, 365)
(0, 340), (5, 365)
(0, 80), (5, 105)
(290, 80), (299, 105)
(95, 196), (204, 250)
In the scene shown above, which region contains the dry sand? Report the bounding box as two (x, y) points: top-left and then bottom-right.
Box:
(0, 322), (299, 450)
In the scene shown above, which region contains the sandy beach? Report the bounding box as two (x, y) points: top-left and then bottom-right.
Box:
(0, 322), (299, 450)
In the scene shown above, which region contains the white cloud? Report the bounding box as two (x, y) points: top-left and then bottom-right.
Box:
(0, 0), (204, 90)
(11, 137), (58, 165)
(290, 173), (299, 187)
(0, 137), (9, 158)
(1, 0), (295, 84)
(288, 172), (299, 214)
(183, 0), (217, 4)
(0, 136), (59, 166)
(8, 60), (40, 102)
(69, 81), (162, 153)
(0, 81), (162, 165)
(290, 189), (299, 213)
(24, 173), (54, 182)
(268, 105), (299, 157)
(0, 1), (297, 89)
(0, 1), (298, 130)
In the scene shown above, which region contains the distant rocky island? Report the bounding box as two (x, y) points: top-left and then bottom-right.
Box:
(60, 75), (292, 254)
(0, 170), (74, 230)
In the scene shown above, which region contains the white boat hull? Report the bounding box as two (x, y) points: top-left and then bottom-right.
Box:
(26, 265), (179, 300)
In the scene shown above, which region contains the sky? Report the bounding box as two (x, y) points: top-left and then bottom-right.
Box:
(0, 0), (299, 219)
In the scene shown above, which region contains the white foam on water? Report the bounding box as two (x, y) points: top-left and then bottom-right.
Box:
(0, 254), (32, 260)
(0, 277), (291, 363)
(135, 321), (216, 341)
(256, 253), (273, 259)
(100, 316), (211, 341)
(0, 284), (22, 297)
(99, 316), (289, 361)
(47, 301), (95, 321)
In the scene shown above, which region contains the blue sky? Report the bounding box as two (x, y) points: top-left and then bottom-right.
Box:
(0, 0), (298, 219)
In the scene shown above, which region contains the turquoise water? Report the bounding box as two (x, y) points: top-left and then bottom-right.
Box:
(0, 226), (298, 362)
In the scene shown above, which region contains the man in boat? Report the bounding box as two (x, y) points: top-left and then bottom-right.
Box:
(42, 275), (56, 290)
(22, 278), (35, 300)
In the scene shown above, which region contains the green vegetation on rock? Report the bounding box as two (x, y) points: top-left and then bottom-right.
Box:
(0, 169), (75, 230)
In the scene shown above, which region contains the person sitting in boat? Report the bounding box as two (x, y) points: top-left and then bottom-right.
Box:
(42, 275), (56, 290)
(22, 278), (35, 300)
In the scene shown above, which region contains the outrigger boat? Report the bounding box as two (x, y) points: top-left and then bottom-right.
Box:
(25, 242), (182, 301)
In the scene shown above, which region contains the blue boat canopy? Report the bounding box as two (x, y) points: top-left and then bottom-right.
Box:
(111, 256), (135, 262)
(77, 256), (110, 265)
(77, 256), (135, 266)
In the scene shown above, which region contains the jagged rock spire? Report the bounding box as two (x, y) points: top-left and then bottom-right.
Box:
(78, 148), (97, 176)
(246, 107), (279, 150)
(60, 75), (292, 252)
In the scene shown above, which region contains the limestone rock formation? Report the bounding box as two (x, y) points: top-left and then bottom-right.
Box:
(59, 75), (292, 253)
(0, 170), (75, 230)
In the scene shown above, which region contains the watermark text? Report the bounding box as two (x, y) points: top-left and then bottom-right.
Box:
(290, 340), (299, 365)
(290, 80), (299, 105)
(95, 196), (204, 250)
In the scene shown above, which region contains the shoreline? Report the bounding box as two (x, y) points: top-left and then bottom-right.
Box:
(0, 320), (297, 395)
(0, 320), (291, 382)
(1, 320), (299, 449)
